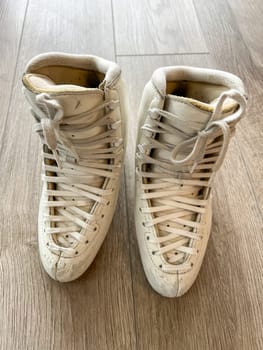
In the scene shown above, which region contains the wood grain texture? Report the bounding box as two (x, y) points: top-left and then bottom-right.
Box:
(0, 1), (136, 349)
(228, 0), (263, 69)
(119, 53), (263, 350)
(1, 0), (263, 349)
(112, 0), (208, 55)
(0, 0), (28, 142)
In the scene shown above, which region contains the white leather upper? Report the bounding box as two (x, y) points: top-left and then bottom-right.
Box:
(135, 66), (246, 297)
(23, 53), (128, 282)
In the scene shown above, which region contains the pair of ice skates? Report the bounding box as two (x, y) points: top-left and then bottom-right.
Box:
(22, 52), (246, 297)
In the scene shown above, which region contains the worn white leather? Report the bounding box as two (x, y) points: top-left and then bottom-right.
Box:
(23, 53), (129, 282)
(135, 66), (247, 297)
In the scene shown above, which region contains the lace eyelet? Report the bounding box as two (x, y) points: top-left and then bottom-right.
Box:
(149, 110), (159, 120)
(101, 214), (104, 218)
(152, 251), (156, 255)
(146, 236), (150, 240)
(85, 240), (89, 244)
(106, 201), (110, 206)
(159, 264), (162, 268)
(75, 251), (78, 255)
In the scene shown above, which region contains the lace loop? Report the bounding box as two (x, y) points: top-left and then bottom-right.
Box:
(33, 93), (80, 167)
(171, 90), (246, 173)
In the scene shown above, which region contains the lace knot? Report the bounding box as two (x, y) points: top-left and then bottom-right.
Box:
(41, 118), (59, 150)
(34, 93), (79, 166)
(171, 90), (247, 173)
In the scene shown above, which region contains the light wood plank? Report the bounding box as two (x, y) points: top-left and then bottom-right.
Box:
(0, 0), (28, 140)
(228, 0), (263, 69)
(119, 54), (263, 350)
(112, 0), (208, 55)
(0, 1), (136, 349)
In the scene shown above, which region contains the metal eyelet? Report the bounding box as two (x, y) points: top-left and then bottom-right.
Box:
(148, 109), (159, 120)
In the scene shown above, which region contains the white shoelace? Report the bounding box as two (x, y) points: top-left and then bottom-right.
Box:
(137, 90), (246, 272)
(28, 93), (123, 253)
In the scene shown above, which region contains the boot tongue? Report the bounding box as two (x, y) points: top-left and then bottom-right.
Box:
(164, 94), (212, 134)
(157, 93), (238, 161)
(23, 72), (105, 158)
(23, 73), (89, 92)
(23, 73), (105, 116)
(153, 95), (213, 166)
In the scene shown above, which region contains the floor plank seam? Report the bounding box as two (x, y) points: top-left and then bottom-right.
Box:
(123, 167), (139, 350)
(0, 0), (29, 152)
(235, 139), (263, 220)
(110, 1), (139, 348)
(117, 52), (209, 58)
(110, 0), (118, 62)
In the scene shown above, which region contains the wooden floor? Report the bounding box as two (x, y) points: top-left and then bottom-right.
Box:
(0, 0), (262, 349)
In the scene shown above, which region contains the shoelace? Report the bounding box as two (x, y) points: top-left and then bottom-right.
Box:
(137, 89), (246, 272)
(27, 92), (122, 253)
